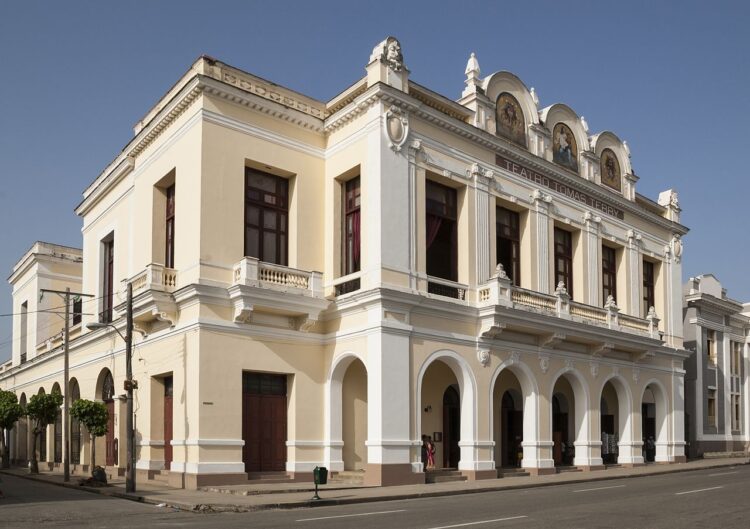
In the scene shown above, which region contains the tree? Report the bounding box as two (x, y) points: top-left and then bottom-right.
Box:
(26, 392), (63, 474)
(0, 390), (24, 468)
(70, 399), (108, 473)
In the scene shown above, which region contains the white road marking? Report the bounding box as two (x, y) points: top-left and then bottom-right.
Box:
(426, 516), (528, 529)
(708, 471), (738, 477)
(296, 509), (406, 522)
(675, 486), (723, 495)
(572, 485), (626, 493)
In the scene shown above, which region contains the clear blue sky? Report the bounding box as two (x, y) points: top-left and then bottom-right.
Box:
(1, 1), (748, 361)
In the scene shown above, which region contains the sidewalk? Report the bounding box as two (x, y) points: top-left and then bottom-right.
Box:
(3, 457), (748, 513)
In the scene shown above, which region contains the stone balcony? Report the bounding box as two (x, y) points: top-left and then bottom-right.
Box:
(117, 263), (179, 331)
(228, 257), (329, 331)
(477, 266), (663, 361)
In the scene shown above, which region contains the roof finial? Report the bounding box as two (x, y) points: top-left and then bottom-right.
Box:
(530, 87), (539, 107)
(462, 52), (482, 98)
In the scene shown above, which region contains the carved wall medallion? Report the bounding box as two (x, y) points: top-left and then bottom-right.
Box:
(385, 106), (409, 152)
(509, 351), (520, 365)
(384, 37), (403, 72)
(632, 367), (640, 384)
(564, 358), (574, 371)
(590, 361), (599, 378)
(477, 349), (490, 368)
(539, 354), (550, 374)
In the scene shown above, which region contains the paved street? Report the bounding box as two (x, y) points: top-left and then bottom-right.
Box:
(3, 465), (750, 528)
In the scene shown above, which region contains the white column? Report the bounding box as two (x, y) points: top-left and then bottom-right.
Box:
(663, 238), (684, 348)
(723, 333), (732, 439)
(473, 166), (491, 286)
(365, 327), (415, 484)
(584, 212), (601, 307)
(532, 190), (551, 293)
(670, 366), (687, 462)
(627, 231), (642, 316)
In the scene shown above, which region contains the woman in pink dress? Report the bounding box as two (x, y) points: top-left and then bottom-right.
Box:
(426, 437), (436, 469)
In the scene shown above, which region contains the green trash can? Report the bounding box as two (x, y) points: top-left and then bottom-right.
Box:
(313, 466), (328, 485)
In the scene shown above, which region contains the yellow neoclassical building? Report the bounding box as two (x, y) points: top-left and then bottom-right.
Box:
(1, 37), (689, 489)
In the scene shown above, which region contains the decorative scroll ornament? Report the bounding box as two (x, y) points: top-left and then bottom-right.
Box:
(385, 106), (409, 152)
(564, 358), (574, 371)
(632, 367), (640, 384)
(539, 354), (550, 374)
(477, 349), (490, 368)
(509, 351), (520, 365)
(590, 361), (599, 378)
(671, 235), (683, 262)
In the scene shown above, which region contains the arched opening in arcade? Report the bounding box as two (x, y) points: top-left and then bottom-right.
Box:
(341, 358), (367, 471)
(96, 368), (116, 467)
(641, 384), (667, 463)
(551, 372), (586, 467)
(492, 369), (524, 469)
(69, 378), (82, 465)
(420, 360), (462, 470)
(52, 382), (62, 465)
(600, 381), (620, 465)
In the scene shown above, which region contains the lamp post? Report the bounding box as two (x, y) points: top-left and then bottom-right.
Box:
(87, 282), (134, 493)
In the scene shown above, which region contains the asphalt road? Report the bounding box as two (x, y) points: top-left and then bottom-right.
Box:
(2, 465), (749, 528)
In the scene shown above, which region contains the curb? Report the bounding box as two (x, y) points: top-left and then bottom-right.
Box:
(3, 459), (748, 513)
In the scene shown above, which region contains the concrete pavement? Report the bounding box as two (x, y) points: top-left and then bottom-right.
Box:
(2, 457), (748, 513)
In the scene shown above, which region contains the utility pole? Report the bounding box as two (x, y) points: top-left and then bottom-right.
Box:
(40, 287), (94, 483)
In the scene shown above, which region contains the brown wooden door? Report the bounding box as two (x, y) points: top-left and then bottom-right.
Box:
(242, 373), (287, 473)
(164, 376), (173, 470)
(105, 400), (116, 466)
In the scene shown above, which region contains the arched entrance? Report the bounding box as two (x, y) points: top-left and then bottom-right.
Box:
(420, 360), (460, 470)
(18, 393), (28, 463)
(641, 383), (667, 463)
(551, 370), (588, 467)
(442, 385), (460, 468)
(96, 369), (116, 467)
(52, 383), (62, 464)
(342, 358), (367, 471)
(37, 387), (47, 463)
(492, 368), (525, 469)
(600, 381), (619, 464)
(69, 379), (81, 465)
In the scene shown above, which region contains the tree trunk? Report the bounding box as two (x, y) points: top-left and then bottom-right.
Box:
(90, 433), (96, 472)
(30, 426), (39, 474)
(2, 428), (9, 469)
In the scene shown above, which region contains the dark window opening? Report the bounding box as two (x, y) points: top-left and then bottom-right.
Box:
(602, 245), (617, 304)
(72, 297), (82, 326)
(554, 228), (573, 297)
(244, 168), (289, 265)
(426, 181), (457, 282)
(643, 260), (655, 317)
(165, 184), (175, 269)
(496, 207), (520, 286)
(101, 237), (114, 323)
(343, 177), (361, 276)
(242, 372), (287, 396)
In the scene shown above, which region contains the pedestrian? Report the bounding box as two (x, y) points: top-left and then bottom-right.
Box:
(421, 434), (428, 469)
(427, 436), (436, 470)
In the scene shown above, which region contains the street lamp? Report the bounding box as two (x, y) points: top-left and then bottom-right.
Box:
(87, 282), (135, 493)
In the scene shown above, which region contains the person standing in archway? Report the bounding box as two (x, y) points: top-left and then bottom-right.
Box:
(426, 436), (436, 470)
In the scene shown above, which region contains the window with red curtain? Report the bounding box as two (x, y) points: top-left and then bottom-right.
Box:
(496, 206), (520, 286)
(165, 184), (175, 268)
(602, 245), (617, 304)
(344, 177), (361, 275)
(426, 181), (457, 281)
(553, 227), (573, 297)
(642, 260), (655, 317)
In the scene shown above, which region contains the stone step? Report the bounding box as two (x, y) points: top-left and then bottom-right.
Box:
(425, 469), (467, 484)
(150, 471), (170, 483)
(497, 468), (530, 478)
(328, 470), (365, 485)
(246, 472), (294, 483)
(556, 466), (582, 473)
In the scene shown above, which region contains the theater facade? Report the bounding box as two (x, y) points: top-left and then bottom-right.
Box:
(1, 37), (689, 488)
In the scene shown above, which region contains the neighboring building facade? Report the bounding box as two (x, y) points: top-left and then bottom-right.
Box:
(2, 37), (689, 489)
(683, 275), (750, 458)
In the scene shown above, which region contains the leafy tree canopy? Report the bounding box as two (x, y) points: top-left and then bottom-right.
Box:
(0, 389), (24, 431)
(26, 392), (63, 433)
(70, 399), (109, 437)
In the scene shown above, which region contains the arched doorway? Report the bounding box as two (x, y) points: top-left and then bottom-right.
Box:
(97, 369), (116, 467)
(442, 385), (460, 468)
(18, 393), (28, 463)
(600, 382), (619, 464)
(420, 360), (460, 470)
(69, 379), (81, 464)
(37, 387), (47, 463)
(641, 384), (667, 463)
(341, 359), (367, 471)
(551, 371), (588, 468)
(492, 368), (525, 469)
(52, 383), (62, 464)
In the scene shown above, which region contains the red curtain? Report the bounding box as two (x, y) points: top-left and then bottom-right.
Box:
(352, 209), (361, 268)
(426, 214), (442, 249)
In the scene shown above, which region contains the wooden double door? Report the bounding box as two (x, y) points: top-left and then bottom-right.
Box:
(242, 373), (287, 473)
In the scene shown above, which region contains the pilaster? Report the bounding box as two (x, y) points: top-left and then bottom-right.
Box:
(627, 230), (642, 317)
(473, 165), (492, 285)
(532, 190), (552, 293)
(583, 211), (601, 306)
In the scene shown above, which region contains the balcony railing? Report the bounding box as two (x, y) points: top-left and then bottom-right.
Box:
(233, 257), (323, 297)
(128, 263), (178, 295)
(479, 267), (660, 339)
(427, 276), (468, 301)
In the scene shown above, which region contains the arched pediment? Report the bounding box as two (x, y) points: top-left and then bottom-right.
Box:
(540, 104), (590, 175)
(482, 72), (539, 147)
(589, 131), (632, 191)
